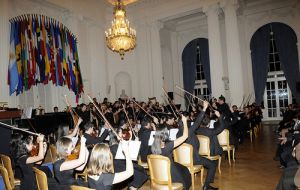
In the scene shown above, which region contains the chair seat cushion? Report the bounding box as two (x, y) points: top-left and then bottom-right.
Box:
(152, 182), (183, 190)
(221, 145), (235, 151)
(189, 165), (203, 173)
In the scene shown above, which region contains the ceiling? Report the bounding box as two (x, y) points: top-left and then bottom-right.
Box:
(106, 0), (139, 5)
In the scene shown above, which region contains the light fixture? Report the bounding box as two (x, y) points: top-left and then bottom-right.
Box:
(105, 0), (136, 60)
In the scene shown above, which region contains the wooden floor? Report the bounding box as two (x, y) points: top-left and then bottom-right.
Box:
(140, 123), (282, 190)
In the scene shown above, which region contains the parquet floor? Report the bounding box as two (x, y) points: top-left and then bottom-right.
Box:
(140, 122), (282, 190)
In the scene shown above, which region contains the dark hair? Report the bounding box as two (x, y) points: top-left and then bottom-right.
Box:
(10, 133), (33, 160)
(84, 122), (95, 131)
(200, 114), (210, 127)
(219, 95), (226, 102)
(151, 125), (169, 155)
(141, 116), (152, 127)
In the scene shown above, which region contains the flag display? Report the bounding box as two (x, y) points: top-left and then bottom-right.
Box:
(8, 14), (84, 98)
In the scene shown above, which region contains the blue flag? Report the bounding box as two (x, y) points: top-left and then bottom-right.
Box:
(8, 22), (19, 95)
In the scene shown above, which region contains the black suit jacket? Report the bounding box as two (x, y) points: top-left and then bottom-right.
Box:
(196, 116), (225, 156)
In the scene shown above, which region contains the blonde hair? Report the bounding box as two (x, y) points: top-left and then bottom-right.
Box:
(87, 143), (114, 175)
(56, 137), (72, 159)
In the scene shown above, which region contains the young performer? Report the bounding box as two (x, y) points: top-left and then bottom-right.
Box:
(87, 141), (134, 190)
(11, 133), (54, 190)
(53, 136), (88, 190)
(151, 115), (191, 190)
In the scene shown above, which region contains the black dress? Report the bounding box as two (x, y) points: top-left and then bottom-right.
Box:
(88, 173), (115, 190)
(110, 144), (148, 188)
(53, 159), (86, 190)
(17, 155), (38, 190)
(159, 141), (191, 190)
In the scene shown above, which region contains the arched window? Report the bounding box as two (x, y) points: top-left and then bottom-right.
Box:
(194, 44), (210, 100)
(264, 26), (293, 119)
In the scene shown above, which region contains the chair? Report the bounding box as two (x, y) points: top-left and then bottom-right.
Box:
(147, 154), (183, 190)
(0, 154), (21, 188)
(0, 165), (14, 190)
(197, 135), (222, 174)
(44, 144), (57, 163)
(173, 143), (204, 189)
(75, 168), (88, 182)
(32, 167), (48, 190)
(70, 185), (95, 190)
(217, 129), (235, 165)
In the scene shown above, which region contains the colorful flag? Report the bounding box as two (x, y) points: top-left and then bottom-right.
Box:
(8, 22), (18, 95)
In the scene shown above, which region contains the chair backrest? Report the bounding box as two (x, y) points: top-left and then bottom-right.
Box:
(197, 135), (210, 157)
(33, 167), (48, 190)
(50, 144), (58, 160)
(217, 129), (230, 146)
(0, 154), (15, 188)
(173, 143), (193, 167)
(0, 165), (12, 190)
(147, 154), (172, 189)
(70, 185), (95, 190)
(44, 144), (57, 163)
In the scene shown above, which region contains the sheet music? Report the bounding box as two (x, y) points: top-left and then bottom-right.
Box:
(148, 131), (156, 146)
(169, 128), (179, 141)
(209, 120), (216, 129)
(115, 140), (141, 161)
(21, 107), (32, 119)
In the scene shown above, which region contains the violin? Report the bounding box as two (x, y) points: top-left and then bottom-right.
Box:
(67, 143), (81, 160)
(30, 143), (39, 156)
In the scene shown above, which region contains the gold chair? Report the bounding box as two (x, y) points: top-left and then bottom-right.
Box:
(0, 154), (21, 188)
(147, 154), (183, 190)
(75, 167), (88, 182)
(197, 135), (222, 174)
(70, 185), (95, 190)
(173, 143), (204, 189)
(0, 165), (14, 190)
(32, 167), (48, 190)
(217, 129), (235, 165)
(44, 144), (57, 163)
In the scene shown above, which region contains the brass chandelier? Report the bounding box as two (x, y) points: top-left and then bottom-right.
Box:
(105, 0), (136, 60)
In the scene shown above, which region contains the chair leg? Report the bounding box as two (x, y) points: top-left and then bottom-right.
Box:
(232, 148), (236, 162)
(250, 131), (253, 143)
(200, 168), (204, 186)
(227, 150), (231, 165)
(218, 157), (222, 174)
(191, 173), (195, 190)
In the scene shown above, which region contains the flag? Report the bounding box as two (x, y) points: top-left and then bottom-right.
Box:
(16, 21), (23, 95)
(8, 22), (18, 95)
(55, 23), (63, 86)
(41, 16), (50, 83)
(49, 19), (56, 84)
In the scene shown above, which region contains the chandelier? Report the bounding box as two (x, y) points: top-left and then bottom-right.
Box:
(105, 0), (136, 60)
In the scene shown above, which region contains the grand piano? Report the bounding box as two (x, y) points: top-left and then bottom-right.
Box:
(17, 112), (72, 135)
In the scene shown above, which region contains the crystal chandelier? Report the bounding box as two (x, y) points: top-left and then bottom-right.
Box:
(105, 0), (136, 60)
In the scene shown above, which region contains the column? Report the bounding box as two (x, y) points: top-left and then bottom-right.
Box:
(221, 0), (244, 105)
(203, 3), (226, 98)
(0, 0), (12, 106)
(149, 21), (164, 102)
